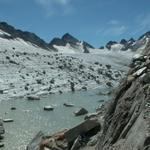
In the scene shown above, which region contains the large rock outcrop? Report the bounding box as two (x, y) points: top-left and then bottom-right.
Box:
(96, 41), (150, 150)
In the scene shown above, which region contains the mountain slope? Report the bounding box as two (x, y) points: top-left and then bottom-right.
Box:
(0, 22), (55, 51)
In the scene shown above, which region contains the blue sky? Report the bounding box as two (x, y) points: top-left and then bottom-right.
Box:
(0, 0), (150, 47)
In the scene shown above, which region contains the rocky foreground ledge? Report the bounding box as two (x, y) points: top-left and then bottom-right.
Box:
(96, 42), (150, 150)
(27, 118), (102, 150)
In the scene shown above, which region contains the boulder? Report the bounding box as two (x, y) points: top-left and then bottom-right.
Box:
(27, 95), (40, 100)
(11, 107), (16, 110)
(0, 135), (4, 140)
(44, 106), (54, 111)
(64, 119), (100, 143)
(70, 82), (75, 92)
(132, 54), (145, 62)
(0, 90), (4, 94)
(81, 86), (87, 91)
(74, 108), (88, 116)
(106, 82), (112, 87)
(63, 103), (74, 107)
(3, 119), (14, 123)
(0, 143), (4, 148)
(97, 100), (105, 103)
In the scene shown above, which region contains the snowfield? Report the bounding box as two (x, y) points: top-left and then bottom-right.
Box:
(0, 36), (135, 101)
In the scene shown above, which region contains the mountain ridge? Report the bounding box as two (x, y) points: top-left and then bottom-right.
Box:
(0, 22), (53, 50)
(0, 21), (150, 53)
(0, 22), (94, 53)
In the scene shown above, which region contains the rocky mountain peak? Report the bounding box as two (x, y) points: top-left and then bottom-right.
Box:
(139, 31), (150, 40)
(120, 39), (127, 45)
(106, 41), (117, 50)
(49, 33), (95, 53)
(128, 38), (135, 43)
(62, 33), (80, 45)
(120, 38), (136, 51)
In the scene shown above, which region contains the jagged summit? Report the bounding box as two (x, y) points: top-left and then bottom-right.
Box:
(128, 38), (135, 43)
(106, 41), (117, 50)
(104, 36), (147, 51)
(139, 31), (150, 40)
(120, 39), (128, 45)
(62, 33), (79, 45)
(49, 32), (95, 53)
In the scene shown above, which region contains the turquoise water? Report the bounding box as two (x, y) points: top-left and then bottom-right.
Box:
(0, 89), (110, 150)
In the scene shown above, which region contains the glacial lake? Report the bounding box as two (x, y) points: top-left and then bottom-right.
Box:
(0, 88), (111, 150)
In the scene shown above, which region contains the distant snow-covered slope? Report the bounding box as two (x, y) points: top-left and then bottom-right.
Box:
(102, 32), (150, 52)
(0, 37), (52, 55)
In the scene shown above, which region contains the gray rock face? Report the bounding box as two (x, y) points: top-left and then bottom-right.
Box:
(49, 38), (66, 46)
(64, 119), (100, 143)
(70, 135), (82, 150)
(96, 41), (150, 150)
(74, 108), (88, 116)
